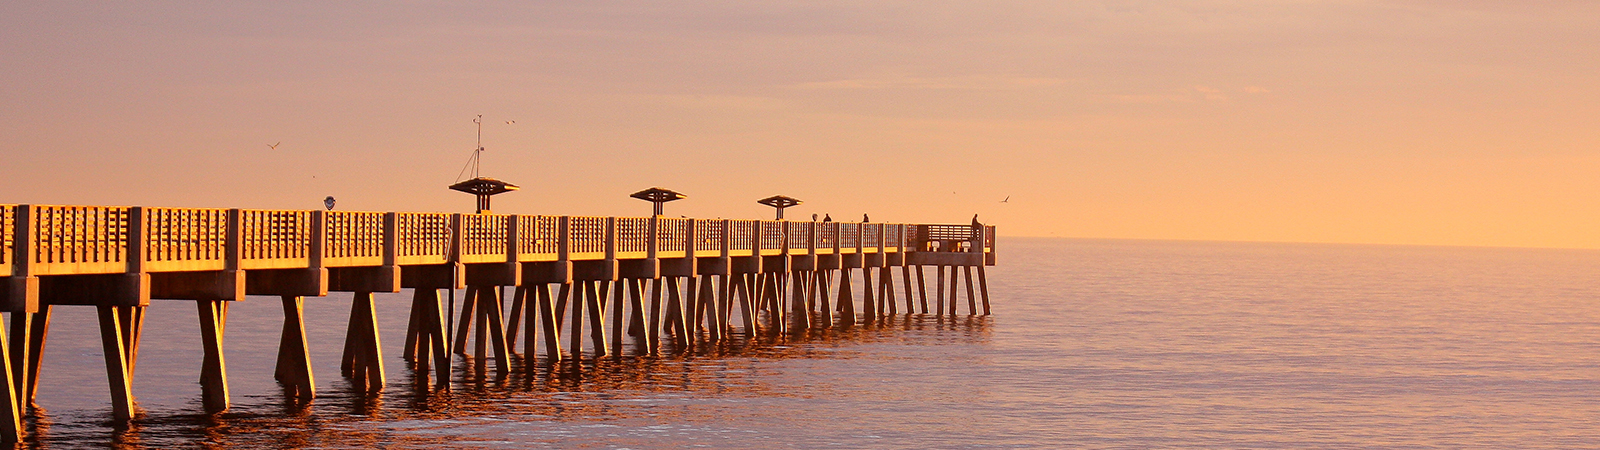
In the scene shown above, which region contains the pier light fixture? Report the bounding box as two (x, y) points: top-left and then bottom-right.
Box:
(757, 195), (801, 220)
(631, 187), (686, 216)
(450, 177), (519, 214)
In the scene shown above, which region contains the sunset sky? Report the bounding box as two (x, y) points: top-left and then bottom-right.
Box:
(3, 2), (1598, 249)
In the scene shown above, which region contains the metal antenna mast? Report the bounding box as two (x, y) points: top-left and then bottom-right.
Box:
(473, 114), (484, 178)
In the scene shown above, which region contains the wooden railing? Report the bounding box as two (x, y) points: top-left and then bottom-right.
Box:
(395, 212), (452, 265)
(787, 221), (810, 254)
(658, 218), (689, 258)
(694, 220), (722, 256)
(759, 221), (784, 256)
(729, 220), (756, 255)
(324, 211), (385, 267)
(616, 217), (649, 258)
(2, 204), (995, 277)
(458, 214), (509, 264)
(1, 205), (14, 277)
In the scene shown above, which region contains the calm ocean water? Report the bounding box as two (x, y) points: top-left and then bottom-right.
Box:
(14, 238), (1600, 448)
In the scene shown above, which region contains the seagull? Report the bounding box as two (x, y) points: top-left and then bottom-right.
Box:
(1001, 196), (1009, 203)
(506, 120), (516, 124)
(323, 196), (336, 211)
(268, 142), (280, 150)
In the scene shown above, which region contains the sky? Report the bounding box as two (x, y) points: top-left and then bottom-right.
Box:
(3, 1), (1598, 249)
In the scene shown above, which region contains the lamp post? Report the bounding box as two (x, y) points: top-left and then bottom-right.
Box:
(631, 187), (686, 216)
(757, 195), (801, 220)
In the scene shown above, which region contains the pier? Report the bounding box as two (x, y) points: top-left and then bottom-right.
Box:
(0, 203), (995, 442)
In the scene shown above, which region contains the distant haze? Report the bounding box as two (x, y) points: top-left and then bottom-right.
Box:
(3, 2), (1597, 249)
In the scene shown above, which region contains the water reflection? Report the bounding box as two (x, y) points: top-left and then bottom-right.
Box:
(20, 312), (988, 449)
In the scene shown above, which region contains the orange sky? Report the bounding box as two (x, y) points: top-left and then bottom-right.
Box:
(3, 2), (1598, 249)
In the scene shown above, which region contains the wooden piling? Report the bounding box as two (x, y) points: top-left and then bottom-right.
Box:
(0, 313), (22, 443)
(452, 290), (477, 356)
(949, 266), (960, 317)
(23, 309), (47, 410)
(522, 285), (540, 359)
(665, 277), (688, 349)
(197, 300), (229, 413)
(97, 305), (137, 421)
(837, 269), (855, 326)
(627, 279), (651, 353)
(977, 265), (991, 315)
(410, 288), (452, 390)
(343, 293), (385, 391)
(568, 281), (585, 359)
(934, 266), (945, 316)
(537, 284), (562, 362)
(964, 266), (977, 315)
(916, 266), (929, 314)
(506, 286), (526, 352)
(901, 266), (915, 314)
(610, 280), (625, 357)
(479, 287), (510, 374)
(275, 296), (315, 401)
(736, 274), (756, 335)
(585, 280), (608, 357)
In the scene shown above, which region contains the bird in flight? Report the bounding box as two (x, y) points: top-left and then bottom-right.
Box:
(268, 142), (281, 150)
(505, 120), (516, 124)
(1001, 196), (1010, 203)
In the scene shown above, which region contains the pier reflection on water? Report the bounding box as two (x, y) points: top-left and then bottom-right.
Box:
(16, 296), (990, 449)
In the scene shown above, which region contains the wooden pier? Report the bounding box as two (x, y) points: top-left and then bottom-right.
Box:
(0, 203), (995, 442)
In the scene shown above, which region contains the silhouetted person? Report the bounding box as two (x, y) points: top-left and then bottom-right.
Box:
(812, 213), (818, 222)
(862, 213), (869, 223)
(823, 214), (832, 223)
(971, 214), (983, 240)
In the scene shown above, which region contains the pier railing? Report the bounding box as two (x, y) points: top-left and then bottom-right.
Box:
(1, 204), (996, 277)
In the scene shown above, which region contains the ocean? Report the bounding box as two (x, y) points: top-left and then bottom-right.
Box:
(16, 237), (1600, 448)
